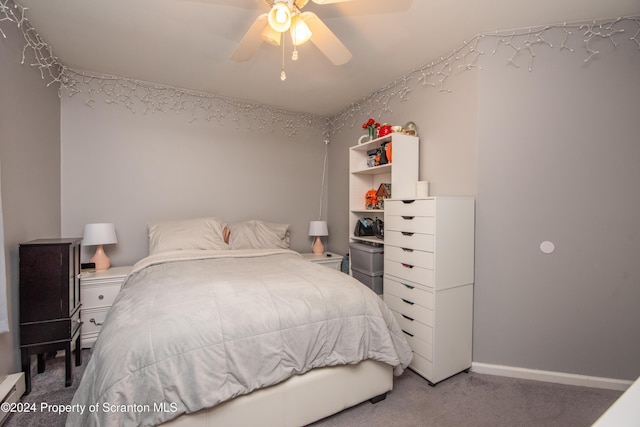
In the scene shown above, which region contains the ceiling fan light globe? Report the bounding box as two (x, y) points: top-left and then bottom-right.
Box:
(290, 15), (312, 45)
(276, 9), (287, 23)
(268, 2), (292, 32)
(261, 25), (282, 46)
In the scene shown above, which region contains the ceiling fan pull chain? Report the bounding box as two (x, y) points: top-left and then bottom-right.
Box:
(281, 32), (287, 81)
(292, 16), (299, 61)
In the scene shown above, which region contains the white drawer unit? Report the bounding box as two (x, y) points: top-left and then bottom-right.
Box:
(80, 265), (133, 348)
(384, 246), (434, 270)
(385, 215), (435, 234)
(383, 197), (475, 385)
(384, 231), (434, 252)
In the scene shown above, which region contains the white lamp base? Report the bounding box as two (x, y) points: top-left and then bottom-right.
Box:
(90, 245), (111, 271)
(312, 236), (325, 254)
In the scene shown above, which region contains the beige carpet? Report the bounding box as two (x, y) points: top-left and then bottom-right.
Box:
(311, 369), (621, 427)
(6, 350), (622, 427)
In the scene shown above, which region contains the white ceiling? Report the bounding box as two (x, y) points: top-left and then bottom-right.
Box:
(15, 0), (640, 116)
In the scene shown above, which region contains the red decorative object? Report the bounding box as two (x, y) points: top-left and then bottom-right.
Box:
(378, 123), (392, 137)
(361, 118), (381, 140)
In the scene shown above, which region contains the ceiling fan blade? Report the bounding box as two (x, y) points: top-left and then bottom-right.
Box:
(302, 11), (352, 65)
(178, 0), (263, 8)
(311, 0), (355, 4)
(231, 13), (269, 62)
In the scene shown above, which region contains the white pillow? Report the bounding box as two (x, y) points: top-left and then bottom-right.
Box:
(229, 220), (290, 250)
(148, 217), (229, 255)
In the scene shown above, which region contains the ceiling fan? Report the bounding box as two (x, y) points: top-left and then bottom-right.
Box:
(231, 0), (354, 69)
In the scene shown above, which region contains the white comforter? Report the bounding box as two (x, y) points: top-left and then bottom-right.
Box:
(66, 249), (412, 427)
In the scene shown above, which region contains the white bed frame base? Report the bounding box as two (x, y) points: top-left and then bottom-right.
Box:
(163, 360), (393, 427)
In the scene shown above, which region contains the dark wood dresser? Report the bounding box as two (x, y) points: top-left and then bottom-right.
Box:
(19, 238), (83, 394)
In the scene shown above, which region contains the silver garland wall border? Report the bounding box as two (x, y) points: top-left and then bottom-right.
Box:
(2, 0), (638, 138)
(327, 15), (640, 135)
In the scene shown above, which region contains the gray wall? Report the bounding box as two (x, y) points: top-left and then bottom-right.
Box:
(0, 23), (62, 374)
(60, 91), (328, 266)
(328, 22), (640, 380)
(474, 25), (640, 380)
(327, 67), (478, 257)
(2, 13), (639, 383)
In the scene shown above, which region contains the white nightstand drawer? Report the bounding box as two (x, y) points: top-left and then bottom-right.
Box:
(81, 307), (110, 335)
(384, 276), (434, 309)
(82, 284), (121, 308)
(386, 199), (435, 217)
(300, 252), (344, 270)
(385, 231), (434, 251)
(384, 246), (433, 270)
(80, 265), (132, 348)
(385, 215), (434, 234)
(81, 307), (109, 349)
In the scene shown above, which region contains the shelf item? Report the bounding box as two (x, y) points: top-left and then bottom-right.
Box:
(383, 197), (475, 385)
(351, 268), (383, 295)
(349, 134), (419, 246)
(349, 242), (384, 295)
(19, 238), (83, 394)
(80, 265), (133, 348)
(349, 242), (384, 275)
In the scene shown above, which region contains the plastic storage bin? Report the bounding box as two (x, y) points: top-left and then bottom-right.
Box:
(349, 242), (384, 275)
(351, 267), (383, 295)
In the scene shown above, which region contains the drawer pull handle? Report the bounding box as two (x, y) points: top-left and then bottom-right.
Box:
(401, 263), (414, 269)
(401, 314), (414, 321)
(403, 284), (415, 289)
(402, 200), (415, 204)
(401, 247), (414, 253)
(402, 330), (414, 337)
(98, 295), (104, 300)
(401, 232), (414, 236)
(401, 298), (415, 305)
(401, 216), (415, 220)
(90, 318), (104, 326)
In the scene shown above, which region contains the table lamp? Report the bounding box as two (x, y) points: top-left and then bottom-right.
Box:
(308, 221), (328, 254)
(82, 223), (118, 271)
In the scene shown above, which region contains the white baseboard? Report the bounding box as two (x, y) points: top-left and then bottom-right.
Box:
(471, 362), (632, 391)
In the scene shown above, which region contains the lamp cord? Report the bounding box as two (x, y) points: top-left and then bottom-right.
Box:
(318, 140), (328, 220)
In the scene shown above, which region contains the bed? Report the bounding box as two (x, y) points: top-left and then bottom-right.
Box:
(66, 218), (412, 427)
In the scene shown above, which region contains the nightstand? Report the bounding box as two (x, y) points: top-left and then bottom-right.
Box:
(80, 265), (133, 348)
(300, 252), (344, 271)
